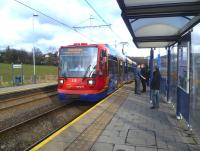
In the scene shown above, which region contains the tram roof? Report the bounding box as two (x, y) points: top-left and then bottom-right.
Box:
(117, 0), (200, 48)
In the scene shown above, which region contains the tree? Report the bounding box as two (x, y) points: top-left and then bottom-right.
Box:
(0, 46), (59, 66)
(2, 46), (36, 64)
(34, 48), (43, 65)
(42, 52), (57, 65)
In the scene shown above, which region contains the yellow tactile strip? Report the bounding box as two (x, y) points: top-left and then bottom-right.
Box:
(65, 91), (129, 151)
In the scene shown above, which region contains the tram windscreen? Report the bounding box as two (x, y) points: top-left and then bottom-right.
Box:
(59, 47), (98, 78)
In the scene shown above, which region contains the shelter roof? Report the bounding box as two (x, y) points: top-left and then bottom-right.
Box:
(117, 0), (200, 48)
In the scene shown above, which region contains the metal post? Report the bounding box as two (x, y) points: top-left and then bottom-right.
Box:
(167, 47), (171, 103)
(12, 63), (14, 86)
(21, 63), (23, 85)
(149, 48), (154, 100)
(32, 13), (38, 84)
(149, 48), (154, 86)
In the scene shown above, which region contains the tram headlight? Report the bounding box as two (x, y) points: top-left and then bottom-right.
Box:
(59, 79), (64, 84)
(88, 79), (95, 85)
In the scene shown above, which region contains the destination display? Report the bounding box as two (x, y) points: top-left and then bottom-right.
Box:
(61, 48), (83, 55)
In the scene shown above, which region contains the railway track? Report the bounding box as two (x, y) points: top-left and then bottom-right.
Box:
(0, 104), (65, 134)
(0, 90), (57, 110)
(0, 85), (57, 105)
(0, 85), (62, 133)
(0, 101), (94, 151)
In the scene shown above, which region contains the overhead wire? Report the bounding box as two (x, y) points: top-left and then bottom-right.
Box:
(84, 0), (139, 50)
(84, 0), (109, 25)
(84, 0), (123, 42)
(13, 0), (98, 43)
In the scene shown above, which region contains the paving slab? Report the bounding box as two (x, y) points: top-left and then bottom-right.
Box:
(91, 142), (114, 151)
(126, 129), (156, 146)
(113, 144), (136, 151)
(136, 146), (157, 151)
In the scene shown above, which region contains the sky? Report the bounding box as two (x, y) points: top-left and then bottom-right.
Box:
(0, 0), (151, 57)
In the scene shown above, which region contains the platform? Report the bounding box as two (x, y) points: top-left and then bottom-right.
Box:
(0, 82), (57, 95)
(32, 84), (200, 151)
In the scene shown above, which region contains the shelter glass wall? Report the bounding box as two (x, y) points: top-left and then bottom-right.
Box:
(178, 44), (190, 93)
(176, 33), (190, 122)
(190, 23), (200, 135)
(159, 49), (168, 98)
(169, 46), (178, 104)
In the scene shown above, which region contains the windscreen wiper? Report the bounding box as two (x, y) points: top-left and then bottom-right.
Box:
(83, 64), (91, 80)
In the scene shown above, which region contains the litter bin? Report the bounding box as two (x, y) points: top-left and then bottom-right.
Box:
(15, 76), (22, 86)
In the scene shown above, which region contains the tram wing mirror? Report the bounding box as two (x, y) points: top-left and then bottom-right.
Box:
(100, 51), (106, 58)
(103, 51), (107, 57)
(100, 51), (107, 65)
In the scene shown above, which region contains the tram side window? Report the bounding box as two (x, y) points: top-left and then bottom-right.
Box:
(114, 61), (118, 75)
(108, 59), (118, 75)
(119, 62), (124, 80)
(108, 59), (112, 75)
(128, 65), (131, 74)
(124, 62), (128, 74)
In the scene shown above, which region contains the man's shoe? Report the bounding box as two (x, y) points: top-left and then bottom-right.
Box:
(150, 106), (155, 109)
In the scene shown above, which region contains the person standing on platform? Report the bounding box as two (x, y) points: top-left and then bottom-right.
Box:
(150, 66), (161, 109)
(140, 63), (147, 92)
(134, 64), (141, 95)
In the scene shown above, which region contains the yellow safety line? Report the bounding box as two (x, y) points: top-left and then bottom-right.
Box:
(30, 91), (117, 151)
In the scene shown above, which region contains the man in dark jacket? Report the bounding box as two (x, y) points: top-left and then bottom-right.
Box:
(150, 66), (161, 109)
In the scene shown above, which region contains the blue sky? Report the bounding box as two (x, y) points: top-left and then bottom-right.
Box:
(0, 0), (150, 56)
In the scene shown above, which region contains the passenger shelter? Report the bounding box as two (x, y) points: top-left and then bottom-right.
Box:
(117, 0), (200, 137)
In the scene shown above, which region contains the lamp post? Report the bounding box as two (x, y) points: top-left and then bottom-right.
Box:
(32, 13), (38, 84)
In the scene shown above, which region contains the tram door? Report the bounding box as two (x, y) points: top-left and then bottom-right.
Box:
(177, 33), (191, 122)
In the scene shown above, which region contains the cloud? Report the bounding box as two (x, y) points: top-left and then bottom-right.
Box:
(0, 0), (150, 56)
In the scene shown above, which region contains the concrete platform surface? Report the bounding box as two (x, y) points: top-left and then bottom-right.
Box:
(34, 84), (200, 151)
(0, 82), (57, 95)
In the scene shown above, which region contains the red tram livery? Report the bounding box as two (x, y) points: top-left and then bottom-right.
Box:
(57, 43), (135, 102)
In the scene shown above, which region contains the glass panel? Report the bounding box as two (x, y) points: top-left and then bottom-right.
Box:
(157, 49), (168, 97)
(134, 23), (179, 37)
(131, 17), (189, 33)
(190, 23), (200, 136)
(159, 49), (167, 78)
(59, 47), (98, 78)
(169, 45), (178, 103)
(108, 59), (118, 85)
(137, 42), (173, 48)
(124, 0), (197, 7)
(178, 43), (189, 92)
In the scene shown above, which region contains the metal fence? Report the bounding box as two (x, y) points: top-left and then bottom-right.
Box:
(0, 75), (58, 87)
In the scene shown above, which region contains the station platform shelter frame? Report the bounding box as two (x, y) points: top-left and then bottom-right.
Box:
(117, 0), (200, 135)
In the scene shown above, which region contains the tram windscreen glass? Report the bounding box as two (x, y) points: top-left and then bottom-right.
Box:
(59, 47), (98, 77)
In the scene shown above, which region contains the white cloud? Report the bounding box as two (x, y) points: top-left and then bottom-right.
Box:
(0, 0), (150, 57)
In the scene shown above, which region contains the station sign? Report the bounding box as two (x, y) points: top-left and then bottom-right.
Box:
(13, 64), (22, 69)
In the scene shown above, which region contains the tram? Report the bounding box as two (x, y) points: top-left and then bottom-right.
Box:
(57, 43), (135, 102)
